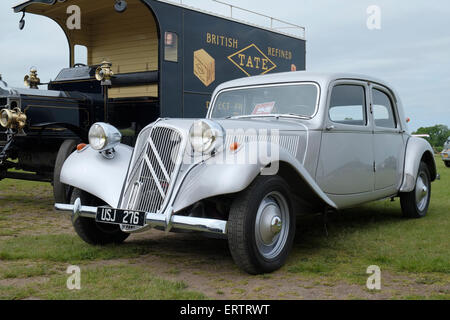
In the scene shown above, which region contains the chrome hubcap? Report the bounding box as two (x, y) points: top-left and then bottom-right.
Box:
(255, 191), (289, 259)
(415, 173), (429, 211)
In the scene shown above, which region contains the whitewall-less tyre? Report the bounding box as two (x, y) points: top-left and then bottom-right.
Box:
(400, 162), (431, 219)
(227, 175), (295, 274)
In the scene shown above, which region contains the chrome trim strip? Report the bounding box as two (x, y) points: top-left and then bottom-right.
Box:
(54, 201), (227, 235)
(152, 124), (187, 214)
(147, 136), (171, 181)
(120, 123), (187, 214)
(144, 154), (166, 198)
(55, 202), (97, 216)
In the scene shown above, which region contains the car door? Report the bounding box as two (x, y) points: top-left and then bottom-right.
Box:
(370, 84), (406, 191)
(317, 80), (374, 195)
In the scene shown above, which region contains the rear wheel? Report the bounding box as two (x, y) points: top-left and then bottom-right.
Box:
(71, 188), (129, 245)
(53, 139), (78, 203)
(227, 175), (295, 274)
(400, 162), (431, 218)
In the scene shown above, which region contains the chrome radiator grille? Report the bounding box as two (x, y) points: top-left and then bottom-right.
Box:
(121, 125), (184, 213)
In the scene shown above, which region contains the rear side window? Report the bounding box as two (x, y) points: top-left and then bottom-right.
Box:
(372, 88), (397, 129)
(329, 85), (367, 126)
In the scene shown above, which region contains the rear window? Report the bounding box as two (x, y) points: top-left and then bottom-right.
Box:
(372, 88), (397, 129)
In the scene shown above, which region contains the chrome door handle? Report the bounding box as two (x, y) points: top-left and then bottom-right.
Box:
(326, 125), (335, 131)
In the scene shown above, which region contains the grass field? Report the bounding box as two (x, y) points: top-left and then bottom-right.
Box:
(0, 156), (448, 300)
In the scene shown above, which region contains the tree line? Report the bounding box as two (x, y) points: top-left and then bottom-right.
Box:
(413, 124), (449, 153)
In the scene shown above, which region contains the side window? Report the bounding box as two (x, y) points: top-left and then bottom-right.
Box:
(329, 85), (366, 126)
(164, 32), (178, 62)
(372, 88), (397, 129)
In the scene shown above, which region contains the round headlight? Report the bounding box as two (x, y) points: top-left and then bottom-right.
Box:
(0, 109), (11, 128)
(88, 122), (121, 151)
(189, 120), (225, 154)
(89, 123), (107, 150)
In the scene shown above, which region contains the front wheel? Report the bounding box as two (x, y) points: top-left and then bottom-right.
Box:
(445, 161), (450, 168)
(400, 162), (431, 218)
(71, 188), (130, 245)
(227, 175), (295, 274)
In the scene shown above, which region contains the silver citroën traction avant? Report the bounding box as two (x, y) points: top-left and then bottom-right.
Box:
(56, 72), (437, 274)
(442, 137), (450, 167)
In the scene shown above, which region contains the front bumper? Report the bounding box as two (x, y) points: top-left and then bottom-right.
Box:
(54, 198), (228, 235)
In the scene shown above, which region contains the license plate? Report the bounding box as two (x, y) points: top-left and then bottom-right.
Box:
(96, 207), (146, 227)
(444, 154), (448, 158)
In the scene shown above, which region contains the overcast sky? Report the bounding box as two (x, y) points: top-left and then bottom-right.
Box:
(0, 0), (449, 131)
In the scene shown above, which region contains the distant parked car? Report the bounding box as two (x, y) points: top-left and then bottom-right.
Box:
(55, 72), (437, 274)
(441, 137), (450, 168)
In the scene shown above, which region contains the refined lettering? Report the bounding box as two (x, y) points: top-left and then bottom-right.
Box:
(267, 47), (293, 60)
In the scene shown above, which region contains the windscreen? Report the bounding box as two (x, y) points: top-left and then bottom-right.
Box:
(210, 83), (319, 119)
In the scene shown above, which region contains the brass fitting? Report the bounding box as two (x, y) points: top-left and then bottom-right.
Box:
(0, 107), (27, 130)
(24, 67), (41, 89)
(95, 61), (114, 85)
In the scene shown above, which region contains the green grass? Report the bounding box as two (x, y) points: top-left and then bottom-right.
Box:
(0, 156), (449, 299)
(0, 235), (206, 300)
(0, 176), (206, 300)
(286, 156), (450, 288)
(0, 262), (57, 279)
(0, 234), (156, 263)
(0, 264), (205, 300)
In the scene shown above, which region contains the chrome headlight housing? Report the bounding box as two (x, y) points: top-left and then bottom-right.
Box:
(88, 122), (122, 151)
(189, 119), (225, 154)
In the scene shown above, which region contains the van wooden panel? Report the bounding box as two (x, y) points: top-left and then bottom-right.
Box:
(109, 84), (158, 99)
(26, 0), (159, 98)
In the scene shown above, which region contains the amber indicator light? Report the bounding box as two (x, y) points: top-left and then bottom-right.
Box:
(77, 143), (87, 151)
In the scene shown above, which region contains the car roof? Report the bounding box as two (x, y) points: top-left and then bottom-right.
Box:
(214, 71), (392, 92)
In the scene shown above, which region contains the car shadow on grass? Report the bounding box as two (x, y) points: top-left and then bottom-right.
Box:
(123, 202), (406, 274)
(295, 203), (404, 243)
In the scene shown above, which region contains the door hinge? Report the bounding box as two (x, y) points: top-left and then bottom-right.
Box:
(373, 162), (376, 172)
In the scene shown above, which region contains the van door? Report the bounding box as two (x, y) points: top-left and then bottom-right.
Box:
(317, 81), (374, 195)
(370, 84), (405, 191)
